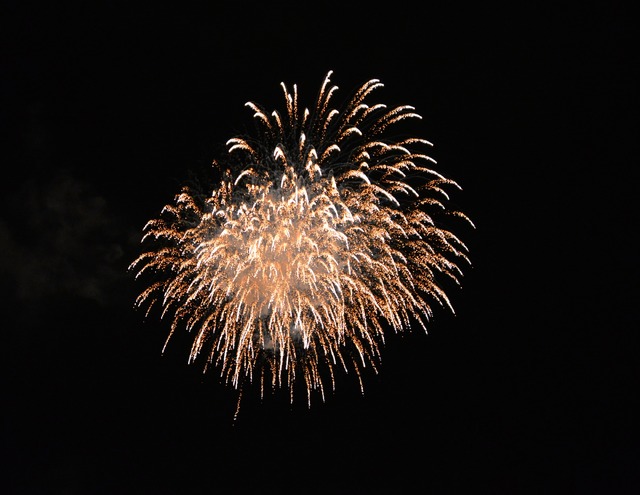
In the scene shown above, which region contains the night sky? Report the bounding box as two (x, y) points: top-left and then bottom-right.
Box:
(2, 2), (638, 494)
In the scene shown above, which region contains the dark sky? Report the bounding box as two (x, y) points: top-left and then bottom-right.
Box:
(2, 2), (638, 494)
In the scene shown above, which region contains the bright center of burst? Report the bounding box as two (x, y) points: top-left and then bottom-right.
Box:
(199, 171), (351, 350)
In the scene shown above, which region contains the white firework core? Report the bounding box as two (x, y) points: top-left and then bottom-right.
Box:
(130, 70), (473, 406)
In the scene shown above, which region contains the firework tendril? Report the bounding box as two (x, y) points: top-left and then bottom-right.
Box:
(130, 71), (473, 408)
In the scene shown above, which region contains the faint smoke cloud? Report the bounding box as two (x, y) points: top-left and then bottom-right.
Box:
(0, 170), (137, 306)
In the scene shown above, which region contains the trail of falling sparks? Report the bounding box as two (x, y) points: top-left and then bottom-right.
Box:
(130, 70), (473, 410)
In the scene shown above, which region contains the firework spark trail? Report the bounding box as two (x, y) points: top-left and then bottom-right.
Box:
(130, 70), (473, 408)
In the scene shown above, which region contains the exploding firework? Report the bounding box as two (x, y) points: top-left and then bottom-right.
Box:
(130, 70), (473, 408)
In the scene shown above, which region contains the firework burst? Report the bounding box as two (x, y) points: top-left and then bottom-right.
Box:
(130, 70), (473, 408)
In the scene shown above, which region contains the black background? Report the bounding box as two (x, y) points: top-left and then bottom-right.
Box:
(2, 1), (638, 494)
